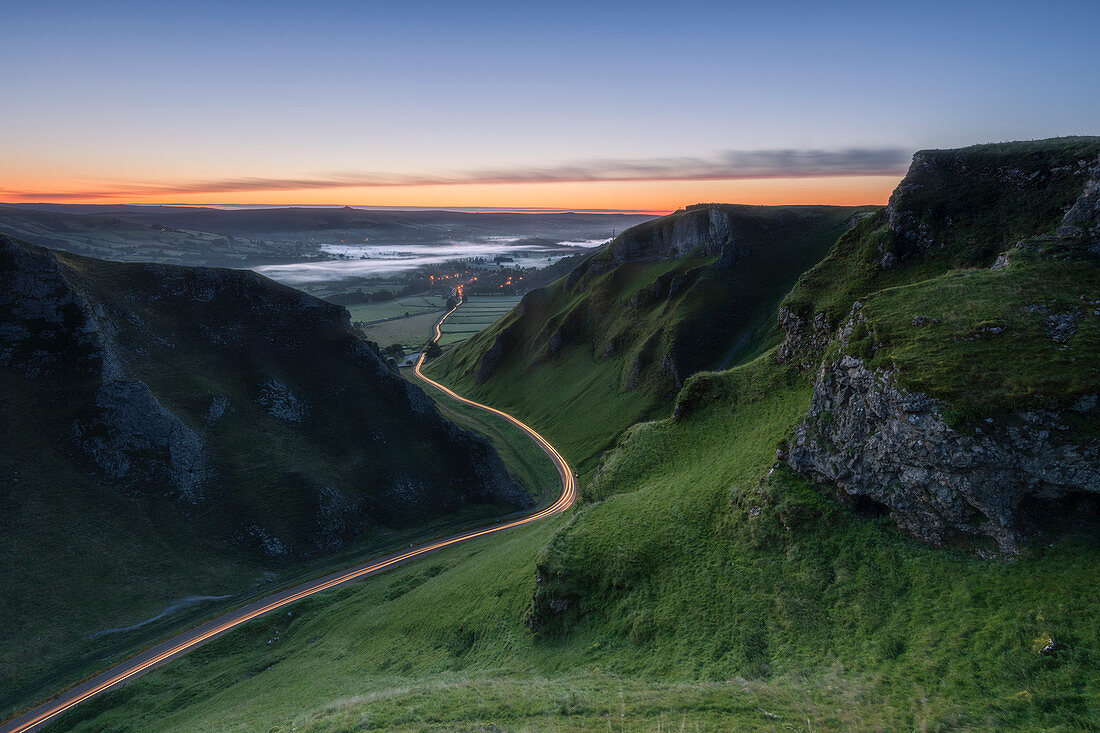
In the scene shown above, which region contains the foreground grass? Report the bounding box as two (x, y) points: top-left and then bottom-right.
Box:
(533, 356), (1100, 730)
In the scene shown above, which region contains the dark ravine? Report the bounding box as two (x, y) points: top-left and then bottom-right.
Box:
(0, 235), (528, 559)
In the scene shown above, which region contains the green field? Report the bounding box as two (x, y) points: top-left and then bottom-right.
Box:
(438, 296), (522, 348)
(51, 347), (1100, 732)
(355, 295), (519, 351)
(358, 311), (442, 350)
(345, 295), (448, 324)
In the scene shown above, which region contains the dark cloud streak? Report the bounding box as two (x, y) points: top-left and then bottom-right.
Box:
(7, 148), (911, 199)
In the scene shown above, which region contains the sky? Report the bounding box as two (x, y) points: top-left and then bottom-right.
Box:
(2, 0), (1098, 212)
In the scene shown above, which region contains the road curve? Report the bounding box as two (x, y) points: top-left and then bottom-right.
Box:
(1, 302), (576, 733)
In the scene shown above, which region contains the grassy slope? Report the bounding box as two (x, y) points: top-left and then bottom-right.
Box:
(49, 250), (520, 543)
(0, 248), (533, 717)
(533, 358), (1100, 730)
(427, 206), (865, 476)
(0, 377), (530, 722)
(53, 354), (1100, 732)
(839, 240), (1100, 421)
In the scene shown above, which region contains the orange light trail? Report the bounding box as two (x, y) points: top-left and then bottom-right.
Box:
(1, 303), (576, 733)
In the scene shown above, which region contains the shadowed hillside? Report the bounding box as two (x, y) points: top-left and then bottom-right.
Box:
(0, 235), (528, 712)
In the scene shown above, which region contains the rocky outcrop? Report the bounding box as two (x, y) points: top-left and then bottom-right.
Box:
(775, 306), (834, 369)
(0, 237), (104, 378)
(784, 354), (1100, 552)
(778, 141), (1100, 368)
(1062, 156), (1100, 238)
(256, 378), (310, 423)
(609, 204), (749, 266)
(73, 379), (213, 504)
(881, 143), (1100, 269)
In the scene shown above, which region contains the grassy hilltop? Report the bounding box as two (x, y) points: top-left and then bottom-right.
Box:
(25, 138), (1100, 731)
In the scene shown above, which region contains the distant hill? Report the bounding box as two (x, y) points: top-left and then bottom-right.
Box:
(0, 236), (527, 707)
(426, 202), (872, 472)
(0, 205), (655, 269)
(0, 206), (315, 268)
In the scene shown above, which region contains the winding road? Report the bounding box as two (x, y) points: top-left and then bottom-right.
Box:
(1, 302), (576, 733)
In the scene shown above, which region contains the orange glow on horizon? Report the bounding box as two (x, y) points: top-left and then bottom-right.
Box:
(1, 175), (899, 212)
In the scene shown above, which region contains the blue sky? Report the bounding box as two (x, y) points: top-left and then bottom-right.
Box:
(3, 0), (1098, 209)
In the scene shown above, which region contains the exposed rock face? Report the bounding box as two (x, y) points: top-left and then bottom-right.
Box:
(784, 354), (1100, 552)
(778, 142), (1100, 367)
(778, 141), (1100, 551)
(256, 378), (310, 423)
(612, 205), (736, 262)
(882, 145), (1100, 269)
(74, 379), (213, 504)
(1063, 157), (1100, 238)
(883, 152), (940, 263)
(0, 235), (528, 559)
(0, 237), (104, 378)
(775, 306), (833, 369)
(607, 204), (757, 271)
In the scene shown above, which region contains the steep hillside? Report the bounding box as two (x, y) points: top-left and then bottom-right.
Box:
(427, 203), (871, 474)
(526, 138), (1100, 725)
(772, 137), (1100, 550)
(0, 236), (528, 711)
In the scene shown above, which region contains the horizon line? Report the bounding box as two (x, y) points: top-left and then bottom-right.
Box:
(0, 202), (673, 215)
